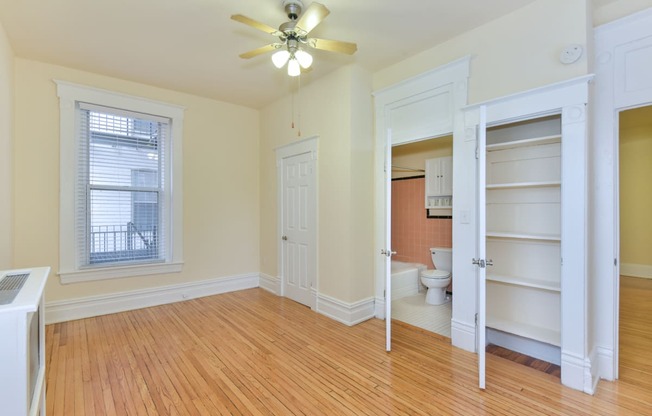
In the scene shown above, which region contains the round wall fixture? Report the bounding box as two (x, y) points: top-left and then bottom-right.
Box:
(559, 44), (583, 64)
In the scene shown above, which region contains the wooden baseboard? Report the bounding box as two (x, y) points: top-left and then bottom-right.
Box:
(451, 318), (476, 353)
(259, 273), (281, 295)
(316, 294), (376, 326)
(374, 296), (385, 319)
(487, 327), (561, 365)
(45, 273), (259, 324)
(46, 272), (378, 328)
(621, 263), (652, 279)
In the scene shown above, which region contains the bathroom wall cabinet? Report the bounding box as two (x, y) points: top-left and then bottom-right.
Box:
(425, 156), (452, 208)
(464, 75), (592, 392)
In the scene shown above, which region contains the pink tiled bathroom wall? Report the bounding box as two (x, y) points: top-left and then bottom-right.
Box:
(391, 177), (452, 268)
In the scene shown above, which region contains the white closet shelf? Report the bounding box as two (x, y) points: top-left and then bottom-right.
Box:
(486, 316), (561, 347)
(486, 232), (561, 241)
(486, 181), (561, 190)
(486, 274), (560, 292)
(486, 135), (561, 151)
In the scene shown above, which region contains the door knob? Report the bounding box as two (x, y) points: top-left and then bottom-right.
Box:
(282, 236), (288, 241)
(472, 258), (493, 267)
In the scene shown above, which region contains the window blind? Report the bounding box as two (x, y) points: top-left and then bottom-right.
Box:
(76, 103), (169, 267)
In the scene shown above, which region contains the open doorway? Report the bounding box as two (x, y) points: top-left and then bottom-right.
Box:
(618, 105), (652, 389)
(390, 136), (453, 338)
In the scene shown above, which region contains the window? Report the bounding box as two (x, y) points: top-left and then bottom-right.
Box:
(84, 107), (164, 265)
(57, 81), (184, 283)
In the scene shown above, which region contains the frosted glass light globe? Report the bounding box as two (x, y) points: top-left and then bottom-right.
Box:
(288, 58), (301, 76)
(295, 50), (313, 69)
(271, 50), (291, 68)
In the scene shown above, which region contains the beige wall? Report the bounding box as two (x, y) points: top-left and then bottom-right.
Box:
(261, 0), (595, 305)
(6, 0), (648, 309)
(374, 0), (591, 105)
(259, 65), (374, 303)
(13, 59), (260, 302)
(0, 21), (13, 269)
(619, 106), (652, 267)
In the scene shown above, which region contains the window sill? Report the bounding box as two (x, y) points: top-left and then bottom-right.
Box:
(58, 261), (184, 284)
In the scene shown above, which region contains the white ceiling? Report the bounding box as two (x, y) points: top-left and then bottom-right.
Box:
(0, 0), (612, 109)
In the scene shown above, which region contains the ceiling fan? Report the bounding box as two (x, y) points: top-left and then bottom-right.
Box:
(231, 0), (357, 76)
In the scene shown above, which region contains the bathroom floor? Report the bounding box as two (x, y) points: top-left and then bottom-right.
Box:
(392, 293), (452, 338)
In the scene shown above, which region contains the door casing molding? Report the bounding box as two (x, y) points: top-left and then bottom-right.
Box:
(593, 6), (652, 386)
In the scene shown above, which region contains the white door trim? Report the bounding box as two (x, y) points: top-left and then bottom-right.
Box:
(464, 75), (592, 393)
(372, 56), (470, 350)
(594, 7), (652, 385)
(276, 137), (319, 309)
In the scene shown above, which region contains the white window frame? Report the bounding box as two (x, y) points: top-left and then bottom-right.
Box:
(56, 80), (184, 283)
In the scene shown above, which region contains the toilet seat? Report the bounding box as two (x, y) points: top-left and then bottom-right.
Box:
(421, 269), (450, 279)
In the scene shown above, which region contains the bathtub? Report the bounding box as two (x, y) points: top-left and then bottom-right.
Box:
(391, 261), (427, 300)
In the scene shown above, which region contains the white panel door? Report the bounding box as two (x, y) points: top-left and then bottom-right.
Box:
(476, 106), (488, 389)
(282, 151), (316, 308)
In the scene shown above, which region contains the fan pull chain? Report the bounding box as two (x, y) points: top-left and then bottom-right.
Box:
(291, 84), (295, 129)
(297, 74), (302, 137)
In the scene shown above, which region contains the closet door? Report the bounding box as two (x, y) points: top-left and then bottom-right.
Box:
(384, 131), (395, 352)
(476, 106), (488, 389)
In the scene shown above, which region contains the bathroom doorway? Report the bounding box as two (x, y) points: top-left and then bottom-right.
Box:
(618, 105), (652, 390)
(390, 135), (453, 338)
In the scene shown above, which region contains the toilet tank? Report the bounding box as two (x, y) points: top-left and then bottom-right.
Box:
(430, 247), (452, 271)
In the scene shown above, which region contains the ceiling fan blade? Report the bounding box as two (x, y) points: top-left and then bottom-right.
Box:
(294, 2), (330, 36)
(239, 44), (281, 59)
(308, 38), (357, 55)
(231, 14), (283, 37)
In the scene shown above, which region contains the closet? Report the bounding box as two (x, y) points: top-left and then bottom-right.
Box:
(485, 117), (562, 359)
(465, 75), (592, 391)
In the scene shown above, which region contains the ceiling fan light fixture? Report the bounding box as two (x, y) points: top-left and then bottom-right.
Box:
(272, 49), (291, 68)
(287, 58), (301, 76)
(295, 49), (313, 69)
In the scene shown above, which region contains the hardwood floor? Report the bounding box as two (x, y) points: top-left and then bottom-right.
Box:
(485, 344), (561, 378)
(620, 276), (652, 391)
(46, 288), (652, 415)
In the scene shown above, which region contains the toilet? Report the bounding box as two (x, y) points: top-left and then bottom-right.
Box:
(420, 247), (452, 305)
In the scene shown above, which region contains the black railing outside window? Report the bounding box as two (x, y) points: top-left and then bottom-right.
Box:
(89, 224), (158, 264)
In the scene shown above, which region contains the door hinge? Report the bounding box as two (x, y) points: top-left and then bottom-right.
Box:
(384, 290), (386, 299)
(614, 258), (618, 266)
(475, 313), (478, 325)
